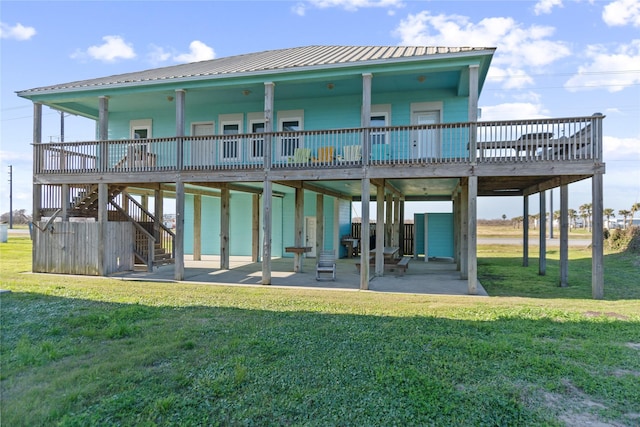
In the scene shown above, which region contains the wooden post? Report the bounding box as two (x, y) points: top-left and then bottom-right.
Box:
(454, 190), (461, 269)
(592, 173), (604, 299)
(294, 187), (304, 273)
(154, 189), (163, 240)
(193, 195), (202, 261)
(175, 89), (185, 169)
(174, 180), (185, 280)
(360, 178), (370, 289)
(460, 178), (468, 279)
(559, 184), (569, 287)
(468, 176), (478, 294)
(393, 196), (400, 248)
(375, 183), (385, 276)
(252, 194), (260, 262)
(141, 195), (148, 211)
(316, 194), (324, 255)
(399, 200), (405, 257)
(262, 181), (272, 285)
(262, 82), (274, 285)
(385, 192), (393, 246)
(539, 191), (546, 276)
(220, 188), (230, 270)
(61, 184), (69, 221)
(98, 183), (108, 276)
(549, 189), (554, 239)
(98, 96), (109, 172)
(523, 195), (529, 267)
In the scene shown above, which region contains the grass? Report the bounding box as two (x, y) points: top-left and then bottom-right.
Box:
(1, 236), (639, 426)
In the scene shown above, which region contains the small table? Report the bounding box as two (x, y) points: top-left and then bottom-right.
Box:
(285, 246), (312, 273)
(370, 246), (400, 261)
(341, 238), (359, 258)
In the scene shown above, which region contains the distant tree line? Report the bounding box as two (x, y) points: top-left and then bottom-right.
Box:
(510, 202), (640, 230)
(0, 209), (32, 225)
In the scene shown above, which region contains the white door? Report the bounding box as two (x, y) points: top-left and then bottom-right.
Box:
(305, 217), (317, 258)
(412, 111), (440, 159)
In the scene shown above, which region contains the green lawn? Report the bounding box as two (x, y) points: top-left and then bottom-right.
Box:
(1, 237), (639, 426)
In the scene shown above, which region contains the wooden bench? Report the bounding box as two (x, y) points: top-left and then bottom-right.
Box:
(355, 256), (410, 276)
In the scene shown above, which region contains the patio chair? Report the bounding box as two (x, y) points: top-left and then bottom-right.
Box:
(316, 250), (336, 281)
(287, 147), (311, 165)
(312, 146), (334, 163)
(338, 145), (362, 162)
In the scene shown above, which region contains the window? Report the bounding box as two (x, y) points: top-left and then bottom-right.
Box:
(222, 124), (239, 159)
(250, 122), (265, 158)
(219, 114), (243, 162)
(370, 114), (387, 145)
(280, 120), (300, 157)
(277, 110), (304, 160)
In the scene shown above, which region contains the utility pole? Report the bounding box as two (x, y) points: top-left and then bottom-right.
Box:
(60, 110), (65, 142)
(549, 189), (553, 239)
(8, 165), (13, 229)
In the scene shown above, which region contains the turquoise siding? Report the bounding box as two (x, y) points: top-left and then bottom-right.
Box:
(337, 199), (352, 258)
(414, 213), (454, 258)
(183, 192), (283, 257)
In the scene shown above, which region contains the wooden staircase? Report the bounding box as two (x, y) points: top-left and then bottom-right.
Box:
(51, 184), (175, 269)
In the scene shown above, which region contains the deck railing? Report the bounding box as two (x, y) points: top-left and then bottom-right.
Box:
(33, 115), (603, 174)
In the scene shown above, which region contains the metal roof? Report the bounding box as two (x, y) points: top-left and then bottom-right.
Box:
(17, 45), (495, 95)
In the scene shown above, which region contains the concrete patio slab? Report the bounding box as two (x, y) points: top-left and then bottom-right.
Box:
(113, 255), (488, 297)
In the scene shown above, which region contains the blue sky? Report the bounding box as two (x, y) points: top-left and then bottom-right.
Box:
(1, 0), (639, 220)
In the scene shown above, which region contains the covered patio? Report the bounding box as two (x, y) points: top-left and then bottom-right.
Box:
(113, 255), (489, 296)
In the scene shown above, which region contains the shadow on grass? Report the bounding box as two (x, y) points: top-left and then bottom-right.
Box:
(2, 291), (639, 426)
(479, 249), (640, 300)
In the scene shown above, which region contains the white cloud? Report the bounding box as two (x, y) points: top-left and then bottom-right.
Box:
(173, 40), (215, 63)
(0, 22), (36, 40)
(72, 35), (136, 63)
(603, 135), (640, 160)
(292, 2), (307, 16)
(293, 0), (403, 15)
(534, 0), (563, 15)
(564, 40), (640, 92)
(393, 12), (570, 88)
(602, 0), (640, 27)
(147, 44), (171, 65)
(479, 102), (550, 121)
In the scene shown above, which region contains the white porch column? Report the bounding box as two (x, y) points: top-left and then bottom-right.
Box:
(468, 65), (479, 163)
(175, 89), (185, 169)
(559, 184), (569, 287)
(174, 180), (185, 280)
(539, 191), (547, 276)
(32, 103), (43, 223)
(361, 73), (372, 162)
(262, 82), (275, 285)
(220, 187), (230, 270)
(467, 176), (478, 294)
(98, 96), (109, 171)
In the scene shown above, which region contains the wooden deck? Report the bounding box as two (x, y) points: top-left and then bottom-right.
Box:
(33, 116), (603, 181)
